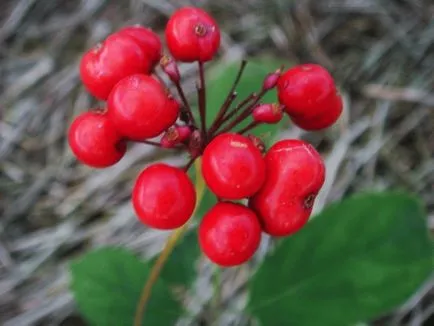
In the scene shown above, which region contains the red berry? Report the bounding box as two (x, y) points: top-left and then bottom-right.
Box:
(201, 133), (266, 200)
(290, 94), (343, 130)
(165, 7), (220, 62)
(80, 33), (152, 100)
(107, 74), (179, 140)
(132, 163), (196, 230)
(277, 64), (338, 120)
(117, 25), (162, 66)
(199, 202), (261, 267)
(252, 103), (283, 124)
(250, 139), (325, 237)
(68, 110), (126, 168)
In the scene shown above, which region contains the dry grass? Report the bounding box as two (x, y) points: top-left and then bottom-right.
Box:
(0, 0), (433, 325)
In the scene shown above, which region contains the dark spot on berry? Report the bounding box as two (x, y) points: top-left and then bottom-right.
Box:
(194, 23), (207, 37)
(303, 194), (316, 209)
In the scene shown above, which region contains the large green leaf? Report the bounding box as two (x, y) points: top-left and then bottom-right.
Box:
(248, 192), (433, 326)
(70, 247), (182, 326)
(205, 58), (285, 145)
(158, 230), (201, 288)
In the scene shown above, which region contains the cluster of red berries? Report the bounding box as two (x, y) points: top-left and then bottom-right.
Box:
(68, 7), (342, 267)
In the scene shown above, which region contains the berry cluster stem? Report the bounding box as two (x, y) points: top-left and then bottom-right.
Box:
(198, 62), (207, 138)
(208, 60), (247, 135)
(238, 121), (260, 135)
(218, 89), (268, 134)
(134, 159), (205, 326)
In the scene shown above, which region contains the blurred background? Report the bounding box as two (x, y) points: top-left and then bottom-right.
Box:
(0, 0), (433, 325)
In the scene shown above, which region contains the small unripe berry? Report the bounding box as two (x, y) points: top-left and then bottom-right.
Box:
(202, 133), (266, 200)
(132, 163), (196, 230)
(252, 103), (283, 124)
(250, 139), (325, 237)
(199, 202), (261, 267)
(107, 74), (179, 140)
(68, 110), (126, 168)
(160, 55), (181, 83)
(262, 69), (281, 91)
(117, 25), (162, 66)
(80, 33), (152, 100)
(165, 7), (221, 62)
(277, 64), (338, 120)
(160, 125), (192, 148)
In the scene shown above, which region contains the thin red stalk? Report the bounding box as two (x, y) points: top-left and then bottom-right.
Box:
(220, 93), (257, 125)
(183, 156), (196, 171)
(197, 62), (207, 137)
(217, 90), (268, 134)
(136, 140), (163, 147)
(208, 60), (247, 133)
(174, 83), (196, 126)
(207, 91), (237, 136)
(238, 121), (260, 135)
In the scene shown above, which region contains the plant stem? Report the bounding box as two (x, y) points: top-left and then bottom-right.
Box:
(208, 60), (247, 135)
(211, 266), (222, 325)
(133, 159), (206, 326)
(174, 82), (196, 126)
(209, 93), (257, 138)
(217, 89), (268, 134)
(136, 140), (163, 147)
(197, 62), (207, 137)
(184, 156), (196, 171)
(238, 121), (260, 135)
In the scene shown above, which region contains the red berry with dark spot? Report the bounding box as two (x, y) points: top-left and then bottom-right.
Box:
(117, 25), (162, 66)
(199, 202), (261, 267)
(252, 103), (284, 124)
(202, 133), (266, 200)
(291, 93), (343, 131)
(80, 33), (152, 100)
(250, 139), (325, 237)
(277, 64), (338, 120)
(68, 110), (126, 168)
(165, 7), (220, 62)
(132, 163), (196, 230)
(107, 74), (179, 140)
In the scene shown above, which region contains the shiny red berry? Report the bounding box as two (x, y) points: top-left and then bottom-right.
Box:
(277, 64), (338, 120)
(132, 163), (196, 230)
(252, 103), (284, 124)
(107, 74), (179, 140)
(291, 93), (343, 130)
(199, 202), (261, 267)
(201, 133), (266, 200)
(250, 139), (325, 237)
(80, 33), (152, 100)
(68, 110), (126, 168)
(117, 25), (162, 66)
(165, 7), (220, 62)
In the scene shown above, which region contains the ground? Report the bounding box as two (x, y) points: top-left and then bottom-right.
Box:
(0, 0), (433, 325)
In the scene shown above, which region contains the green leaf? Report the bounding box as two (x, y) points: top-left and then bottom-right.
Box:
(158, 230), (201, 288)
(248, 192), (433, 326)
(205, 57), (285, 145)
(70, 247), (182, 326)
